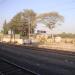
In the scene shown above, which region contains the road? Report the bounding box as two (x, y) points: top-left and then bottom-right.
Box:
(0, 43), (75, 75)
(0, 58), (35, 75)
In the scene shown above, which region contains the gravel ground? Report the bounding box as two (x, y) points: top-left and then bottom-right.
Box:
(38, 43), (75, 52)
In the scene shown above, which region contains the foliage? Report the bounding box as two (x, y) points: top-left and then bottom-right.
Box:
(23, 9), (36, 33)
(3, 10), (64, 39)
(3, 20), (8, 34)
(57, 32), (75, 38)
(3, 9), (36, 36)
(37, 12), (64, 30)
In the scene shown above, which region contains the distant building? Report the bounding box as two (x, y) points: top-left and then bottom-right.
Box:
(37, 30), (46, 34)
(35, 23), (50, 35)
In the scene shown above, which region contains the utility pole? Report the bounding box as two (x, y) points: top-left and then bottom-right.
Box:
(13, 30), (15, 43)
(9, 28), (13, 43)
(28, 20), (31, 39)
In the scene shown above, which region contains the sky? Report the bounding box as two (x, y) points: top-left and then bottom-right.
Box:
(0, 0), (75, 33)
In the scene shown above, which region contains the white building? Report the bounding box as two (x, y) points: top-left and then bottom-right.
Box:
(35, 23), (51, 35)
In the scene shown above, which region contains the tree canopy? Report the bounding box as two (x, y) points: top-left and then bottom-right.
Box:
(3, 9), (64, 38)
(3, 20), (8, 34)
(22, 9), (36, 33)
(57, 32), (75, 38)
(37, 12), (64, 30)
(3, 9), (36, 35)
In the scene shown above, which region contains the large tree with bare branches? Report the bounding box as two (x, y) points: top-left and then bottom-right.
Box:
(37, 12), (64, 30)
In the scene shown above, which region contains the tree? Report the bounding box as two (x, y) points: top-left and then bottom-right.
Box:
(3, 20), (8, 34)
(37, 12), (64, 39)
(23, 9), (36, 34)
(3, 9), (36, 37)
(10, 12), (23, 33)
(9, 12), (29, 40)
(37, 12), (64, 30)
(58, 32), (75, 38)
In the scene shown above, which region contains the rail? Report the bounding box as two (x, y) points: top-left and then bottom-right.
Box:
(0, 58), (36, 75)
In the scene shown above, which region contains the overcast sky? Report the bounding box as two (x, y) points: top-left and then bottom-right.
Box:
(0, 0), (75, 33)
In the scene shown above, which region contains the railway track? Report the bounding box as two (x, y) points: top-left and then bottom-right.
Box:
(1, 42), (75, 56)
(0, 58), (36, 75)
(1, 43), (75, 63)
(0, 42), (75, 75)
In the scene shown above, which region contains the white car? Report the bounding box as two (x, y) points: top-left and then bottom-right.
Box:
(23, 39), (32, 45)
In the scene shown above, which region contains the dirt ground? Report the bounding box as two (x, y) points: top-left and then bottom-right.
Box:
(38, 43), (75, 52)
